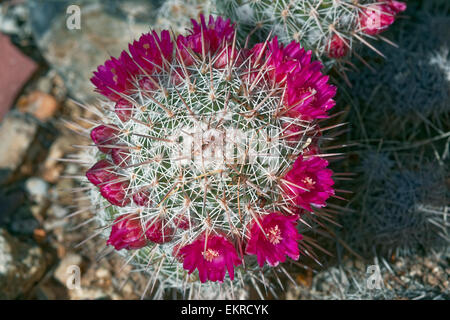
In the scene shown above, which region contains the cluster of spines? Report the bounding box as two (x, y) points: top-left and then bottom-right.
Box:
(74, 14), (346, 298)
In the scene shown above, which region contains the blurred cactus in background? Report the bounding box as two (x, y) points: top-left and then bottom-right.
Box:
(335, 0), (450, 260)
(342, 151), (449, 257)
(215, 0), (407, 72)
(341, 0), (450, 142)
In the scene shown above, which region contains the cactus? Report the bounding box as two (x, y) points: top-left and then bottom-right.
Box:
(215, 0), (407, 71)
(341, 150), (449, 257)
(69, 14), (344, 298)
(340, 0), (450, 142)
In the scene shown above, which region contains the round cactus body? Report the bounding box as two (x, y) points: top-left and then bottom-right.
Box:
(83, 14), (339, 298)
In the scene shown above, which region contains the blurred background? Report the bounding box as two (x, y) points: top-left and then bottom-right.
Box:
(0, 0), (448, 299)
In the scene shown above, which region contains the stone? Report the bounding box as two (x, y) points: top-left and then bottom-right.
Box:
(17, 91), (59, 121)
(25, 177), (49, 204)
(0, 34), (38, 121)
(41, 137), (67, 183)
(0, 228), (46, 299)
(0, 112), (38, 182)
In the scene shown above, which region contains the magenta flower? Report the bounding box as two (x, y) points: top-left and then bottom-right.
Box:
(265, 38), (312, 84)
(107, 214), (148, 250)
(90, 125), (119, 154)
(246, 37), (336, 120)
(180, 233), (242, 283)
(281, 155), (335, 211)
(91, 52), (134, 101)
(144, 218), (174, 244)
(326, 34), (349, 58)
(360, 1), (407, 35)
(177, 14), (234, 65)
(129, 30), (173, 74)
(86, 159), (116, 186)
(246, 212), (302, 267)
(284, 63), (337, 120)
(173, 214), (190, 230)
(100, 180), (130, 207)
(115, 99), (133, 122)
(132, 189), (150, 206)
(190, 14), (235, 54)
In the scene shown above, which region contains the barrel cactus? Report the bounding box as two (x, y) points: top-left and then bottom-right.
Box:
(215, 0), (407, 70)
(81, 14), (340, 299)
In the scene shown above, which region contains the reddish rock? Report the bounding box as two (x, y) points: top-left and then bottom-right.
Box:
(0, 34), (38, 121)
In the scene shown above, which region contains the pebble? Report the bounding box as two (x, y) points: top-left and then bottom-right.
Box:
(25, 177), (49, 204)
(17, 91), (59, 121)
(0, 113), (38, 181)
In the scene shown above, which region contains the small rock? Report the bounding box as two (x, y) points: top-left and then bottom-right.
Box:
(0, 34), (38, 121)
(0, 228), (46, 299)
(48, 204), (68, 219)
(95, 268), (111, 279)
(0, 113), (38, 181)
(25, 177), (49, 204)
(33, 228), (46, 243)
(426, 274), (439, 287)
(41, 137), (67, 183)
(17, 91), (59, 121)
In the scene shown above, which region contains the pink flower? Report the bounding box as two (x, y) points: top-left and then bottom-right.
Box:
(265, 38), (312, 84)
(284, 63), (337, 120)
(281, 122), (304, 145)
(90, 52), (134, 101)
(138, 77), (158, 91)
(246, 212), (302, 267)
(100, 180), (130, 207)
(360, 1), (407, 35)
(144, 218), (174, 244)
(107, 214), (148, 250)
(245, 38), (336, 120)
(179, 233), (242, 283)
(247, 38), (311, 85)
(176, 15), (235, 65)
(90, 125), (119, 154)
(326, 34), (349, 58)
(129, 30), (173, 74)
(281, 155), (334, 211)
(191, 15), (235, 54)
(173, 214), (190, 230)
(115, 99), (133, 122)
(86, 159), (116, 186)
(132, 189), (150, 206)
